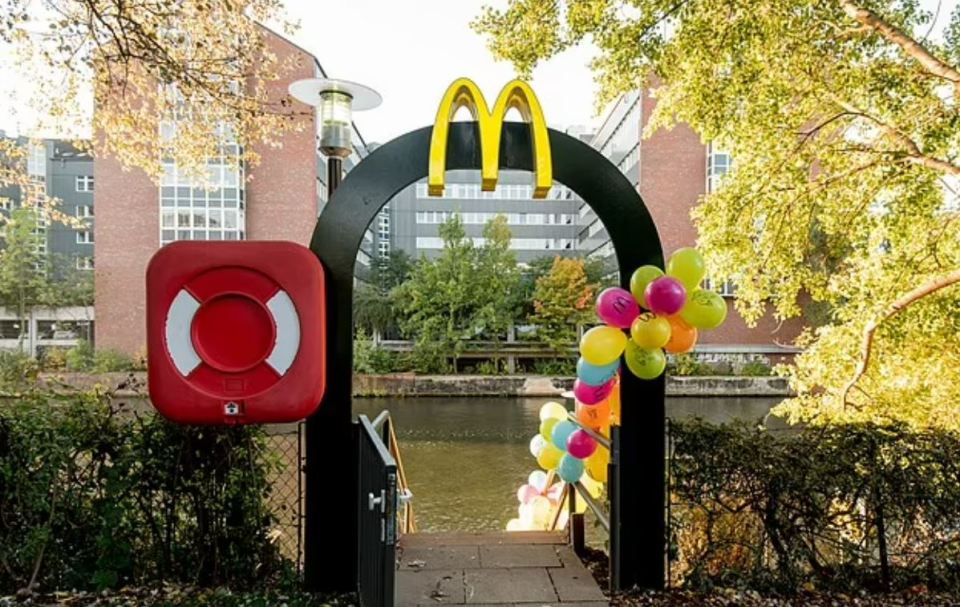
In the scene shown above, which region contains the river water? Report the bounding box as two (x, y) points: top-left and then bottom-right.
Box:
(352, 396), (784, 534)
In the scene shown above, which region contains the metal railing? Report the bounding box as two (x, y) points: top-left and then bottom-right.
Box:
(549, 398), (621, 592)
(370, 411), (416, 534)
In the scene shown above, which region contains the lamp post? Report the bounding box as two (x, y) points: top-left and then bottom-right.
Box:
(290, 78), (382, 201)
(289, 77), (381, 592)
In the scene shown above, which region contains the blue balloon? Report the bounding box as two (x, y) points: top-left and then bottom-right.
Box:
(558, 454), (585, 483)
(551, 420), (577, 451)
(576, 357), (620, 386)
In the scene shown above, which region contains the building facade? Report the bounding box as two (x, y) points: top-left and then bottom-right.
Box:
(95, 28), (369, 354)
(586, 89), (802, 364)
(384, 169), (582, 265)
(0, 136), (95, 354)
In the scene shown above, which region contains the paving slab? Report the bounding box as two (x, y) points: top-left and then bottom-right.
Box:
(396, 569), (464, 604)
(479, 544), (562, 568)
(402, 531), (565, 547)
(548, 566), (608, 603)
(464, 568), (558, 604)
(400, 545), (481, 570)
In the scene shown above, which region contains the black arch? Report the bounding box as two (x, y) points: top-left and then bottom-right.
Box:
(305, 121), (666, 591)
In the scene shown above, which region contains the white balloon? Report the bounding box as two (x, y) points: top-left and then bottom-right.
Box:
(528, 470), (548, 493)
(529, 435), (547, 458)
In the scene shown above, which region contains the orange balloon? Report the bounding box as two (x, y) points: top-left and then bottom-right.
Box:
(664, 315), (698, 354)
(576, 398), (610, 432)
(608, 380), (621, 426)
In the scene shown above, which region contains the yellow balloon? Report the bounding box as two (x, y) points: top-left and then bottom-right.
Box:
(539, 417), (559, 441)
(539, 401), (568, 421)
(537, 443), (563, 470)
(580, 326), (628, 366)
(579, 473), (604, 499)
(585, 449), (609, 483)
(608, 382), (621, 426)
(630, 313), (671, 350)
(666, 247), (706, 291)
(531, 496), (553, 528)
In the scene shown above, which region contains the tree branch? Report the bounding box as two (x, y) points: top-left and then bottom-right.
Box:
(839, 0), (960, 98)
(842, 269), (960, 408)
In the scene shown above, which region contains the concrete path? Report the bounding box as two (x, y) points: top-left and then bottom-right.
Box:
(395, 531), (608, 606)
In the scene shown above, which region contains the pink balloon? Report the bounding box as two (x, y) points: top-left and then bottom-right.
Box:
(566, 429), (598, 459)
(596, 287), (640, 329)
(517, 484), (540, 504)
(547, 483), (564, 501)
(573, 378), (614, 405)
(644, 276), (687, 316)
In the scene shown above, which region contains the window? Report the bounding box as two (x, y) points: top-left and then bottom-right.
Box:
(707, 144), (732, 194)
(76, 230), (94, 244)
(76, 205), (93, 218)
(416, 237), (444, 249)
(27, 143), (45, 178)
(0, 320), (23, 339)
(703, 277), (737, 297)
(76, 256), (94, 270)
(76, 176), (94, 192)
(159, 156), (244, 245)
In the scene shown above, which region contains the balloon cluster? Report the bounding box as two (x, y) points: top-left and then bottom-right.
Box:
(579, 247), (727, 381)
(508, 248), (727, 532)
(507, 401), (608, 531)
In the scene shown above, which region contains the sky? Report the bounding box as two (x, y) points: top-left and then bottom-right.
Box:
(0, 0), (604, 143)
(0, 0), (955, 143)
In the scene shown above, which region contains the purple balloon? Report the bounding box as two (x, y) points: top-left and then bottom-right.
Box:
(644, 276), (687, 316)
(566, 429), (598, 459)
(573, 377), (614, 405)
(596, 287), (640, 329)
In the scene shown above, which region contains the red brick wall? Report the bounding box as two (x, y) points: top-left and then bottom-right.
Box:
(95, 29), (318, 354)
(246, 32), (318, 245)
(93, 156), (157, 355)
(638, 88), (803, 352)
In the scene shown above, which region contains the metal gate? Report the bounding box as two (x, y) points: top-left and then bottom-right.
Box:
(357, 414), (397, 607)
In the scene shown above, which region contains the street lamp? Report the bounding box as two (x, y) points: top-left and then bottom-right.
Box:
(287, 77), (381, 593)
(289, 78), (382, 195)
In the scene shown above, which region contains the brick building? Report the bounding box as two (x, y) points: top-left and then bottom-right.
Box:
(94, 28), (369, 354)
(584, 88), (802, 364)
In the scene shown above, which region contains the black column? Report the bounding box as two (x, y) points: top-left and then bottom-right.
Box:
(304, 156), (353, 592)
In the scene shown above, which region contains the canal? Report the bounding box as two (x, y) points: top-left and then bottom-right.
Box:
(352, 395), (784, 534)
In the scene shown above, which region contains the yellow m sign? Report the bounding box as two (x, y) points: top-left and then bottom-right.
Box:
(428, 78), (552, 199)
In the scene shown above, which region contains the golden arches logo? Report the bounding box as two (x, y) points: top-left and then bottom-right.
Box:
(428, 78), (552, 199)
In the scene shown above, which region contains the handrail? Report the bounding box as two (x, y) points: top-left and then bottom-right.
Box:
(370, 410), (417, 534)
(564, 412), (611, 450)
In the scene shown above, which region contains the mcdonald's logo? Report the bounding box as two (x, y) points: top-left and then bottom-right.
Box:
(428, 78), (552, 199)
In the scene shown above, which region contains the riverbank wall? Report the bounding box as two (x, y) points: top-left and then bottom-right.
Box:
(36, 372), (792, 398)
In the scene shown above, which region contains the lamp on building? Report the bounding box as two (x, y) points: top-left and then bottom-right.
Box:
(289, 78), (381, 196)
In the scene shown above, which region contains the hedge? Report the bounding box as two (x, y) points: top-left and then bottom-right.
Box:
(668, 420), (960, 594)
(0, 390), (283, 594)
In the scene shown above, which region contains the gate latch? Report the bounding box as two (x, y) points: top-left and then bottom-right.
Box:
(368, 490), (385, 512)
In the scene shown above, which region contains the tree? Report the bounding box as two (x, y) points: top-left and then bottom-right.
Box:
(394, 214), (521, 373)
(0, 209), (51, 349)
(530, 257), (597, 353)
(475, 1), (960, 428)
(1, 0), (300, 193)
(354, 251), (414, 340)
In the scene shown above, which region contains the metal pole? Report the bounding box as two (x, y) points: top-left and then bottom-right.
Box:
(304, 156), (349, 592)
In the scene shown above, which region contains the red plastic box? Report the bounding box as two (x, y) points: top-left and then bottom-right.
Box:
(146, 241), (326, 424)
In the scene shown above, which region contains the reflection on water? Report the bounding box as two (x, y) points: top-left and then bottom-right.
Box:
(353, 395), (784, 534)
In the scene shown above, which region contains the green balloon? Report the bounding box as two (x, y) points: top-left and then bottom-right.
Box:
(666, 248), (706, 291)
(629, 265), (664, 309)
(624, 340), (667, 380)
(680, 289), (728, 329)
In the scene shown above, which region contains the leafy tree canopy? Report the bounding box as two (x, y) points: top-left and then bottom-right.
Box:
(475, 0), (960, 428)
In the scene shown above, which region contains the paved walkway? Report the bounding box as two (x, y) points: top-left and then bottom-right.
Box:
(396, 531), (608, 606)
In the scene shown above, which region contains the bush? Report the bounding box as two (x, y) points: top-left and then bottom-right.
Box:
(0, 351), (39, 390)
(92, 348), (135, 373)
(739, 360), (773, 376)
(0, 390), (284, 594)
(668, 353), (714, 376)
(668, 420), (960, 594)
(531, 357), (576, 376)
(65, 339), (94, 371)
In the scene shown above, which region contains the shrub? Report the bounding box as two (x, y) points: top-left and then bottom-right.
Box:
(667, 420), (960, 594)
(739, 360), (773, 376)
(531, 357), (576, 376)
(65, 339), (95, 371)
(0, 350), (39, 390)
(669, 353), (713, 376)
(0, 390), (283, 594)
